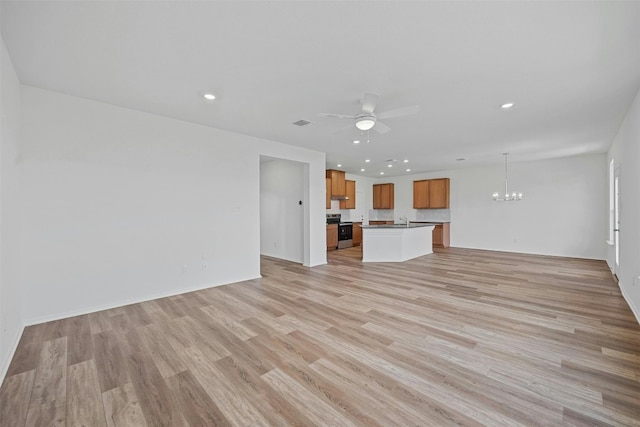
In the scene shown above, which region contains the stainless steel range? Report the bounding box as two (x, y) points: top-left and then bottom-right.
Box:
(327, 214), (353, 249)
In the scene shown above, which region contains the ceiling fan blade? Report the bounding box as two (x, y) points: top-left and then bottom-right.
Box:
(360, 93), (380, 114)
(318, 113), (356, 120)
(377, 105), (420, 120)
(373, 120), (391, 134)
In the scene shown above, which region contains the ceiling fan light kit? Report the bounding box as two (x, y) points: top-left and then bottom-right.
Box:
(319, 92), (419, 135)
(355, 115), (376, 131)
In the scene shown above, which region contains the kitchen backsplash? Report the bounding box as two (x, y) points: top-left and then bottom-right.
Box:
(331, 205), (451, 223)
(415, 209), (451, 222)
(368, 209), (394, 221)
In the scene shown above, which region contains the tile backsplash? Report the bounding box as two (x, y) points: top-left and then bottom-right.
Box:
(415, 209), (450, 222)
(368, 209), (394, 221)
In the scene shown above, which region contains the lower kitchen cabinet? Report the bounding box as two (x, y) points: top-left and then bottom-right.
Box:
(432, 223), (450, 248)
(352, 222), (362, 246)
(327, 224), (338, 250)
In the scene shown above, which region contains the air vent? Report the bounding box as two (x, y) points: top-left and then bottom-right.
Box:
(293, 119), (312, 127)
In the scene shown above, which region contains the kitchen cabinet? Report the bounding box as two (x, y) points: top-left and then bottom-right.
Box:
(326, 178), (332, 209)
(327, 224), (338, 250)
(413, 180), (429, 208)
(326, 169), (346, 198)
(352, 222), (362, 246)
(429, 178), (450, 208)
(432, 223), (450, 248)
(369, 221), (394, 225)
(413, 178), (449, 209)
(339, 180), (356, 209)
(373, 183), (394, 209)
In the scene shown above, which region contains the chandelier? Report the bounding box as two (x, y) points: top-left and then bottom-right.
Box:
(493, 153), (523, 201)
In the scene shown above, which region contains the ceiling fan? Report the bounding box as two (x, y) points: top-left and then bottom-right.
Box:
(319, 93), (420, 134)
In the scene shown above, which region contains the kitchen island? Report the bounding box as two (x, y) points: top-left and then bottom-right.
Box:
(360, 223), (435, 262)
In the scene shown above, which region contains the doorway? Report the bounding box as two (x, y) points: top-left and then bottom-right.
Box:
(259, 157), (305, 263)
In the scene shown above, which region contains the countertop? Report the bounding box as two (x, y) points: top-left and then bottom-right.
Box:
(360, 223), (435, 229)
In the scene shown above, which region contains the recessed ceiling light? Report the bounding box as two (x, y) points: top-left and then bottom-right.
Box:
(406, 168), (411, 172)
(365, 159), (370, 163)
(360, 168), (365, 172)
(337, 164), (342, 167)
(353, 140), (360, 144)
(380, 172), (384, 175)
(500, 102), (514, 109)
(203, 93), (216, 101)
(403, 159), (409, 163)
(387, 164), (393, 168)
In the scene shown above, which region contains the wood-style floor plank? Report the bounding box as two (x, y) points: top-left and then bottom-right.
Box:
(102, 382), (147, 427)
(2, 247), (640, 426)
(66, 359), (106, 427)
(0, 370), (35, 427)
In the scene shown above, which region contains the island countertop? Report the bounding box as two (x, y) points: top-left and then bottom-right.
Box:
(360, 223), (435, 262)
(359, 223), (434, 229)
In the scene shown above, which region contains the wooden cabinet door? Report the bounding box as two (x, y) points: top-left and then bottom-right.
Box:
(352, 222), (362, 246)
(429, 178), (450, 208)
(432, 223), (450, 248)
(326, 178), (332, 209)
(373, 183), (394, 209)
(413, 180), (429, 208)
(372, 184), (382, 209)
(380, 184), (392, 209)
(326, 170), (346, 197)
(340, 180), (356, 209)
(326, 224), (338, 250)
(432, 224), (443, 246)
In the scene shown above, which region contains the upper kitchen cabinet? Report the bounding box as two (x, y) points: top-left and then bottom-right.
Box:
(373, 183), (394, 209)
(413, 180), (429, 208)
(429, 178), (450, 208)
(326, 169), (346, 198)
(326, 178), (332, 209)
(413, 178), (449, 209)
(339, 180), (356, 209)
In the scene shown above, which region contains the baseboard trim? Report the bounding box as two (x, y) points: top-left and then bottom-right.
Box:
(1, 322), (25, 385)
(619, 281), (640, 327)
(23, 275), (260, 327)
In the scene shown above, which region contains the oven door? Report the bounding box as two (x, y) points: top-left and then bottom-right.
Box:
(338, 224), (353, 248)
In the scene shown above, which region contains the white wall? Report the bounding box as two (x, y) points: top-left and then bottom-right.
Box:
(607, 88), (640, 322)
(260, 158), (304, 262)
(358, 154), (607, 259)
(0, 39), (24, 380)
(19, 86), (326, 324)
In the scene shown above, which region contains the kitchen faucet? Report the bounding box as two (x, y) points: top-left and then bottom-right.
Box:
(399, 216), (409, 227)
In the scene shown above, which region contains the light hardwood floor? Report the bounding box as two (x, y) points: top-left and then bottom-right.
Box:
(1, 247), (640, 426)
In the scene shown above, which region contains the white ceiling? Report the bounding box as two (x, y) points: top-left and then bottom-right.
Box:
(2, 1), (639, 177)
